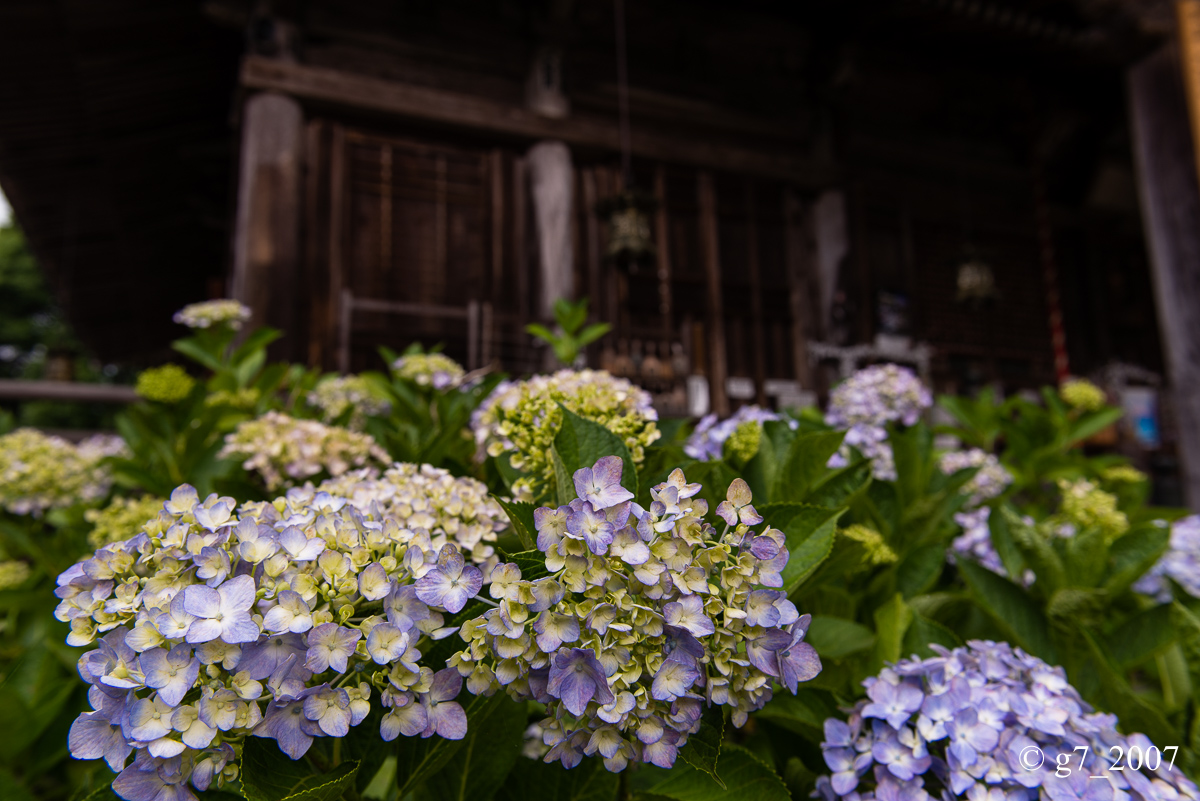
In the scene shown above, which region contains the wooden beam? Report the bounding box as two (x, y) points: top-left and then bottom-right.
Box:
(1130, 45), (1200, 508)
(698, 172), (729, 416)
(0, 380), (138, 403)
(240, 56), (834, 187)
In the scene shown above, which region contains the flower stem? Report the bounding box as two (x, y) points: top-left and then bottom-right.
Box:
(472, 595), (500, 608)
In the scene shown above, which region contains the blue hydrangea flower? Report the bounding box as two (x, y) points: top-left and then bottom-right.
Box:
(815, 641), (1199, 801)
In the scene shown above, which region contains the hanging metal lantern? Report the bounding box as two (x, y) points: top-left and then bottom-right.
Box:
(955, 254), (998, 305)
(596, 190), (657, 274)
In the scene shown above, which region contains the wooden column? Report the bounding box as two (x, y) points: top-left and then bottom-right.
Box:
(231, 92), (304, 359)
(1129, 46), (1200, 508)
(654, 167), (674, 338)
(697, 172), (729, 416)
(745, 182), (767, 405)
(784, 190), (814, 388)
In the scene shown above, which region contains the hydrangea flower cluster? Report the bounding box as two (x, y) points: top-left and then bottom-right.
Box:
(316, 462), (507, 573)
(86, 496), (168, 550)
(0, 429), (126, 516)
(1057, 479), (1128, 541)
(938, 449), (1013, 509)
(135, 365), (196, 404)
(1059, 378), (1107, 413)
(57, 484), (481, 801)
(219, 412), (389, 492)
(392, 353), (466, 390)
(826, 365), (932, 481)
(451, 456), (822, 771)
(684, 405), (795, 462)
(0, 559), (31, 589)
(471, 370), (661, 503)
(816, 640), (1199, 801)
(949, 508), (1011, 581)
(306, 375), (391, 429)
(1133, 516), (1200, 603)
(172, 300), (252, 331)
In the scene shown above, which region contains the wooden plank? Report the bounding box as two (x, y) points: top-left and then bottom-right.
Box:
(240, 56), (834, 187)
(697, 172), (729, 416)
(1177, 1), (1200, 192)
(328, 122), (347, 370)
(654, 167), (673, 338)
(745, 182), (767, 405)
(1129, 46), (1200, 508)
(304, 119), (326, 366)
(783, 190), (814, 388)
(0, 380), (138, 403)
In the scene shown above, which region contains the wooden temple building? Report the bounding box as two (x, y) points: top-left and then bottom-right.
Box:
(3, 0), (1200, 501)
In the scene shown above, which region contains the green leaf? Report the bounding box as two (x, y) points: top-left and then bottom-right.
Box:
(773, 431), (847, 502)
(677, 703), (725, 788)
(804, 461), (871, 508)
(1108, 605), (1176, 669)
(576, 322), (613, 346)
(645, 744), (790, 801)
(495, 755), (619, 801)
(526, 323), (557, 343)
(234, 347), (267, 388)
(873, 593), (914, 668)
(230, 327), (283, 364)
(895, 544), (946, 598)
(804, 616), (876, 659)
(425, 689), (527, 801)
(510, 549), (551, 581)
(495, 498), (538, 551)
(395, 693), (500, 798)
(901, 612), (963, 658)
(1064, 407), (1123, 447)
(171, 338), (222, 371)
(1105, 524), (1170, 595)
(753, 688), (839, 738)
(550, 446), (575, 507)
(780, 505), (844, 593)
(1003, 508), (1065, 593)
(240, 737), (359, 801)
(958, 560), (1057, 662)
(754, 503), (808, 531)
(553, 405), (638, 496)
(1080, 629), (1179, 747)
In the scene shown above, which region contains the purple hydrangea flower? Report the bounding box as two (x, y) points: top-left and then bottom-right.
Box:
(414, 544), (483, 613)
(182, 575), (259, 644)
(547, 648), (615, 716)
(573, 456), (634, 510)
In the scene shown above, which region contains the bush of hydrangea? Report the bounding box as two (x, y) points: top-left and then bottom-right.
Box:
(135, 364), (196, 404)
(1135, 516), (1200, 602)
(471, 370), (660, 502)
(684, 404), (794, 463)
(0, 428), (126, 516)
(306, 374), (391, 429)
(219, 411), (389, 492)
(392, 353), (467, 390)
(172, 300), (252, 331)
(85, 495), (168, 549)
(316, 462), (508, 573)
(451, 456), (821, 771)
(58, 483), (480, 800)
(816, 640), (1199, 801)
(826, 365), (932, 480)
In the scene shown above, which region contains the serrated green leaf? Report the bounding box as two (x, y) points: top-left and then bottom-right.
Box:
(171, 338), (223, 371)
(508, 549), (550, 581)
(240, 737), (359, 801)
(550, 446), (574, 507)
(895, 544), (945, 598)
(1108, 605), (1176, 669)
(804, 616), (875, 659)
(1105, 525), (1170, 594)
(754, 503), (807, 531)
(773, 431), (846, 502)
(425, 689), (526, 801)
(1003, 508), (1065, 593)
(677, 703), (724, 788)
(901, 613), (963, 658)
(1080, 629), (1178, 747)
(958, 560), (1057, 662)
(752, 688), (838, 738)
(804, 461), (871, 508)
(780, 505), (844, 593)
(553, 405), (638, 496)
(495, 755), (619, 801)
(873, 593), (913, 667)
(645, 744), (789, 801)
(495, 498), (537, 551)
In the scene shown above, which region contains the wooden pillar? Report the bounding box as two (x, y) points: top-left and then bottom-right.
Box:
(745, 182), (767, 405)
(231, 92), (304, 359)
(697, 172), (729, 416)
(784, 190), (814, 388)
(1129, 46), (1200, 508)
(654, 167), (674, 338)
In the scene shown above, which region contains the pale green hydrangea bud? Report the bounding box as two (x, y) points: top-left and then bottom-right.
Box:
(1101, 465), (1146, 484)
(220, 412), (389, 492)
(471, 369), (660, 502)
(0, 560), (30, 589)
(392, 353), (466, 390)
(1059, 378), (1107, 412)
(839, 524), (898, 566)
(135, 364), (195, 403)
(723, 420), (763, 466)
(0, 429), (126, 516)
(85, 495), (167, 549)
(172, 299), (251, 330)
(1058, 478), (1128, 540)
(306, 375), (390, 429)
